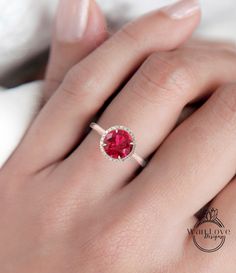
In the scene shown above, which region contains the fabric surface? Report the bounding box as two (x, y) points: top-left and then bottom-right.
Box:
(0, 82), (42, 167)
(0, 0), (236, 166)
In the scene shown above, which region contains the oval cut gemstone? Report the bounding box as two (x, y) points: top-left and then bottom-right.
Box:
(103, 129), (133, 159)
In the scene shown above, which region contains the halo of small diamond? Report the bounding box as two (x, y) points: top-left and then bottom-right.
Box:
(100, 125), (136, 162)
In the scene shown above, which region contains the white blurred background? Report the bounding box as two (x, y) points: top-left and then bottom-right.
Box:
(0, 0), (235, 75)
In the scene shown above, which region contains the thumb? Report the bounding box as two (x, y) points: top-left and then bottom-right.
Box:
(44, 0), (107, 100)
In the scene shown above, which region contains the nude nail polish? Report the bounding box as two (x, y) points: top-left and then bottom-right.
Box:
(162, 0), (200, 20)
(56, 0), (90, 42)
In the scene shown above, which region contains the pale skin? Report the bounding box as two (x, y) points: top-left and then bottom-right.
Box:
(0, 2), (236, 273)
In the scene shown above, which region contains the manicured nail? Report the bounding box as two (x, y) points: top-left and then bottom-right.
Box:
(56, 0), (90, 42)
(162, 0), (200, 20)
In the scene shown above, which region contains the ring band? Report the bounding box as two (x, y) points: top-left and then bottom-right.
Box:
(90, 122), (146, 167)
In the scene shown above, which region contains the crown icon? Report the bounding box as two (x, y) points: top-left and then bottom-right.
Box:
(204, 208), (218, 222)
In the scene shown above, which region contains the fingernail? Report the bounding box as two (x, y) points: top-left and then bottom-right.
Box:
(56, 0), (90, 42)
(162, 0), (200, 20)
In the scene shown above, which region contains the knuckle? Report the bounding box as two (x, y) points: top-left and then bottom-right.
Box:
(117, 24), (139, 46)
(114, 25), (144, 55)
(60, 64), (100, 107)
(136, 52), (195, 104)
(214, 83), (236, 124)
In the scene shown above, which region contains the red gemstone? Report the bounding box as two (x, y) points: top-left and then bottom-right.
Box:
(103, 129), (134, 159)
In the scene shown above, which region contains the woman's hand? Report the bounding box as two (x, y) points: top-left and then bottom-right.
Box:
(1, 1), (236, 272)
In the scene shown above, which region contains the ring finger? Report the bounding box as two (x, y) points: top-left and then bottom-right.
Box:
(64, 45), (236, 197)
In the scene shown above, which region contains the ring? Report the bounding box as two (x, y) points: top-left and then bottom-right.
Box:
(90, 122), (146, 167)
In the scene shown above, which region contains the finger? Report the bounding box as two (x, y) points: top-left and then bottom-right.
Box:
(176, 106), (197, 126)
(44, 0), (107, 100)
(132, 83), (236, 220)
(11, 0), (201, 172)
(185, 38), (236, 51)
(63, 44), (236, 197)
